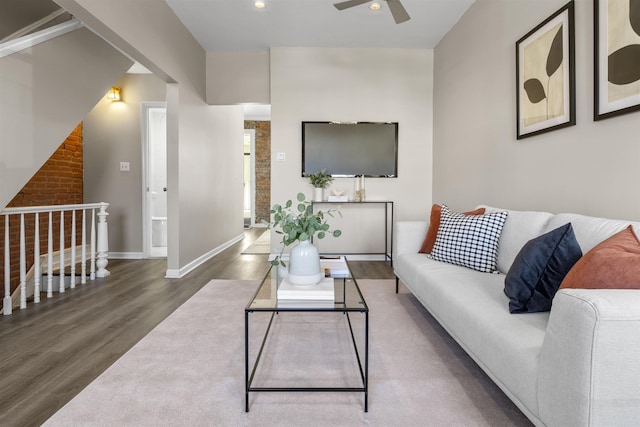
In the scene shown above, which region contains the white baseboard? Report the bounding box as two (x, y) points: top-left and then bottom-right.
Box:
(165, 233), (244, 279)
(109, 252), (145, 259)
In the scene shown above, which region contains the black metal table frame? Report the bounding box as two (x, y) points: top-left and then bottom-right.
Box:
(244, 275), (369, 412)
(311, 200), (394, 266)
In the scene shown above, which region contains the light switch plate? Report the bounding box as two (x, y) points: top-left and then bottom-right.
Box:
(276, 152), (286, 161)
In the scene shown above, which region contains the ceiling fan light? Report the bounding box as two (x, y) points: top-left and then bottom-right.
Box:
(254, 1), (266, 9)
(369, 2), (381, 10)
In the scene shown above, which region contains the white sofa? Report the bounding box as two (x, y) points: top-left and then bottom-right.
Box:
(393, 206), (640, 427)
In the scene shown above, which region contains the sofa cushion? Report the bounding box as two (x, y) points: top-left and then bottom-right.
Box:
(419, 204), (485, 254)
(394, 252), (548, 417)
(560, 225), (640, 289)
(505, 223), (582, 313)
(546, 213), (640, 254)
(431, 205), (508, 273)
(481, 206), (555, 274)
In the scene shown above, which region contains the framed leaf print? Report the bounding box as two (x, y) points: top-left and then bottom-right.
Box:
(595, 0), (640, 120)
(516, 2), (575, 139)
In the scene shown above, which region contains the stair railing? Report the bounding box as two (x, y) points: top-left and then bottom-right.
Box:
(1, 202), (109, 315)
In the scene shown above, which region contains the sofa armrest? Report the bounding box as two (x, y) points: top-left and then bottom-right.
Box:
(538, 289), (640, 426)
(394, 221), (428, 257)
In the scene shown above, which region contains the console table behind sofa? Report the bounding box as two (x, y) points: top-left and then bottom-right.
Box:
(311, 201), (393, 265)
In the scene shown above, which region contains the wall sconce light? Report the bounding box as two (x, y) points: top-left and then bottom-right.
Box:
(107, 86), (121, 102)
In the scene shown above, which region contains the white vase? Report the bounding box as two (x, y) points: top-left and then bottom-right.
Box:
(287, 239), (323, 287)
(314, 187), (323, 202)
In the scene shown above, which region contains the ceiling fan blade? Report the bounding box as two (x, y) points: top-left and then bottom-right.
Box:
(386, 0), (410, 24)
(334, 0), (372, 11)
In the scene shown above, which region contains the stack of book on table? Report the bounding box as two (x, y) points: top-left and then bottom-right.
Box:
(321, 256), (349, 278)
(276, 257), (349, 308)
(277, 276), (334, 301)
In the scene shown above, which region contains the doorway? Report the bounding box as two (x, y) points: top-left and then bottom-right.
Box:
(243, 129), (256, 228)
(142, 102), (168, 258)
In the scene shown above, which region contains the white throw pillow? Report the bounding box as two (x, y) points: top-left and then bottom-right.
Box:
(431, 205), (508, 273)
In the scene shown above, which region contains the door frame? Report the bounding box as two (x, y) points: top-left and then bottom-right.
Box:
(141, 101), (167, 258)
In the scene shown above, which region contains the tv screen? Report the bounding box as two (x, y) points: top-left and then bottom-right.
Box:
(302, 121), (398, 178)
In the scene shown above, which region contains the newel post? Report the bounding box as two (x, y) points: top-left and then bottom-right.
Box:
(96, 203), (110, 278)
(3, 215), (11, 315)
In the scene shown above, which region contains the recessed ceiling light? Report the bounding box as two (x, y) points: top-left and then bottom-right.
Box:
(369, 2), (381, 10)
(254, 1), (266, 9)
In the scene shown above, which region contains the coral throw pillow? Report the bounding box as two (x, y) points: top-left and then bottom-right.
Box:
(560, 225), (640, 290)
(419, 204), (485, 254)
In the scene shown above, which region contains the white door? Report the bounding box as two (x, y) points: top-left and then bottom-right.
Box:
(244, 129), (256, 228)
(143, 103), (167, 258)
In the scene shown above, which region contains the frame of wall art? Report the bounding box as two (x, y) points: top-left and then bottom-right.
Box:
(516, 1), (575, 139)
(594, 0), (640, 120)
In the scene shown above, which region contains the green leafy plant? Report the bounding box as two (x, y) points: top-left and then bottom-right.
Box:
(305, 168), (334, 189)
(266, 192), (341, 267)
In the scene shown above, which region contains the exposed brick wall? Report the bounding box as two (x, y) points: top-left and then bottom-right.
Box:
(244, 121), (271, 224)
(0, 123), (84, 293)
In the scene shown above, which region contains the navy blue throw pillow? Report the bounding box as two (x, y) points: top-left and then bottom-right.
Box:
(504, 223), (582, 313)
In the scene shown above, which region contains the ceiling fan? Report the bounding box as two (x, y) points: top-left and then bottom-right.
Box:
(334, 0), (411, 24)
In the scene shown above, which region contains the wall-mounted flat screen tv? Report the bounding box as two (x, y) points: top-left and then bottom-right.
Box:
(301, 121), (398, 178)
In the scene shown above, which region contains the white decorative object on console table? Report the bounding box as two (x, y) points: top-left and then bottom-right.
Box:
(306, 169), (333, 202)
(328, 195), (348, 202)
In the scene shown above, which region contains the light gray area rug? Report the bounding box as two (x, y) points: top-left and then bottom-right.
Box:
(44, 279), (531, 426)
(241, 230), (270, 254)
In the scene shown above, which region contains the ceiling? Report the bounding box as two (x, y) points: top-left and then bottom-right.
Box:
(1, 0), (474, 52)
(165, 0), (475, 51)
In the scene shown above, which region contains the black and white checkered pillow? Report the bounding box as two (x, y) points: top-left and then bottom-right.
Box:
(431, 205), (508, 273)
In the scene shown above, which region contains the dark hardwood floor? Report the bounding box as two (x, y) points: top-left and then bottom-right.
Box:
(0, 229), (394, 427)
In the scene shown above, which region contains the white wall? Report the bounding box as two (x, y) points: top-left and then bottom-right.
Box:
(83, 73), (166, 254)
(434, 0), (640, 220)
(270, 47), (433, 253)
(59, 0), (244, 275)
(175, 100), (244, 270)
(206, 51), (270, 105)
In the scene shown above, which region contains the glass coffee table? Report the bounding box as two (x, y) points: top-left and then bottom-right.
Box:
(244, 258), (369, 412)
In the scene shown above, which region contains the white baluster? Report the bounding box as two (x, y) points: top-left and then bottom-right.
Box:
(70, 210), (76, 288)
(96, 203), (110, 277)
(59, 210), (65, 293)
(3, 215), (11, 315)
(81, 209), (86, 284)
(19, 214), (26, 309)
(90, 209), (96, 280)
(47, 211), (53, 298)
(34, 212), (40, 304)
